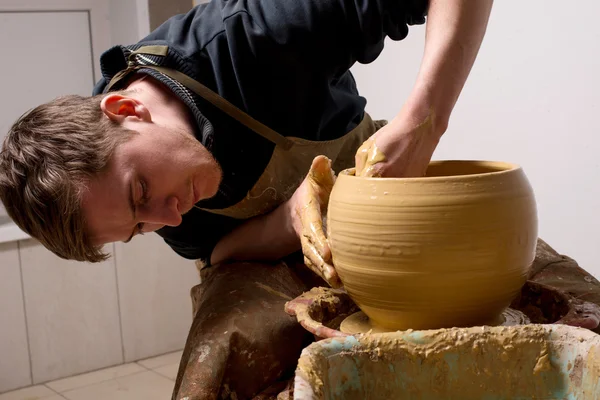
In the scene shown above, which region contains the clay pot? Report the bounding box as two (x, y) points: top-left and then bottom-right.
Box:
(327, 160), (538, 331)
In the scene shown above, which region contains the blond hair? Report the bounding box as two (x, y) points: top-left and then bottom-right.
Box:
(0, 93), (134, 262)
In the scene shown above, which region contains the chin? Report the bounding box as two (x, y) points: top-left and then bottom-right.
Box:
(202, 170), (222, 199)
(206, 181), (220, 198)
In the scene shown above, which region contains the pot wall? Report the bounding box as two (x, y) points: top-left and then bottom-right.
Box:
(327, 161), (538, 330)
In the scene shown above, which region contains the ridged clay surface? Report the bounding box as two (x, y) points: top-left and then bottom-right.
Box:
(327, 160), (538, 331)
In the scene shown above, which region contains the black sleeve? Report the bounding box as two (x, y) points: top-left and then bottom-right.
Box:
(155, 207), (243, 266)
(244, 0), (428, 76)
(146, 0), (427, 79)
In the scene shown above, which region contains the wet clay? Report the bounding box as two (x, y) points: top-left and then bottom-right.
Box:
(296, 155), (340, 287)
(355, 136), (387, 177)
(293, 324), (600, 400)
(327, 160), (538, 331)
(339, 308), (530, 335)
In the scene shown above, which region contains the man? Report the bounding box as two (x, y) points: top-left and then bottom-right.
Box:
(0, 0), (495, 275)
(12, 0), (589, 398)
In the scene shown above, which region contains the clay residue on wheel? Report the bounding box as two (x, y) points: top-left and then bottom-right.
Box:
(296, 325), (600, 399)
(298, 287), (360, 330)
(510, 281), (570, 323)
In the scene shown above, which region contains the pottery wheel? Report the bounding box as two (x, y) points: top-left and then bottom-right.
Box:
(340, 308), (531, 335)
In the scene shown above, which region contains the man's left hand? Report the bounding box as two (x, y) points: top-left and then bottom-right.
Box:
(286, 155), (342, 288)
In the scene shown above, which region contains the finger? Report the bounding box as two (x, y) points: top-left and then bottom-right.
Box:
(360, 137), (389, 178)
(300, 197), (331, 262)
(354, 137), (373, 177)
(301, 235), (341, 288)
(302, 252), (327, 284)
(301, 156), (335, 261)
(307, 155), (336, 194)
(303, 254), (342, 289)
(321, 262), (342, 288)
(562, 316), (600, 330)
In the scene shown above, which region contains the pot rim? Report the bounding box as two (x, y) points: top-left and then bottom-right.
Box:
(340, 160), (522, 182)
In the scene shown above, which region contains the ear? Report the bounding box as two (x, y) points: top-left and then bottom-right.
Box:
(100, 94), (151, 123)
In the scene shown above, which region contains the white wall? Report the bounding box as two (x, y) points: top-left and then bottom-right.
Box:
(109, 0), (140, 45)
(350, 1), (600, 278)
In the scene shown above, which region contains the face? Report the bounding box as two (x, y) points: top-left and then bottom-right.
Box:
(81, 94), (221, 245)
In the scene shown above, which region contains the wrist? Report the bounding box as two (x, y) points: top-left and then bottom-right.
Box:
(283, 196), (301, 241)
(400, 84), (451, 138)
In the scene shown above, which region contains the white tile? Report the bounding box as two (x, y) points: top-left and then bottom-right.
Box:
(19, 240), (123, 383)
(61, 371), (174, 400)
(137, 351), (182, 370)
(114, 235), (199, 362)
(0, 242), (31, 392)
(152, 364), (179, 381)
(46, 363), (145, 393)
(0, 385), (55, 400)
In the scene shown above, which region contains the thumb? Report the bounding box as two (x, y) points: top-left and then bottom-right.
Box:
(354, 137), (373, 177)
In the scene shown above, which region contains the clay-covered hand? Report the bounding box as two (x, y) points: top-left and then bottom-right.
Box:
(560, 300), (600, 331)
(287, 155), (342, 288)
(355, 107), (443, 178)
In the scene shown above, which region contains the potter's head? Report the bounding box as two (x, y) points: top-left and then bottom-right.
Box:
(0, 91), (221, 262)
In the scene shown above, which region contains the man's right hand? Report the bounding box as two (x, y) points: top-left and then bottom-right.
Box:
(286, 155), (342, 288)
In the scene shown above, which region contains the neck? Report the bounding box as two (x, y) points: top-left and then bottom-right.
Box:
(127, 75), (197, 136)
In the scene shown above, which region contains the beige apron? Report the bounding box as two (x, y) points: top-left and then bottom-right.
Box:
(199, 114), (380, 219)
(107, 45), (384, 221)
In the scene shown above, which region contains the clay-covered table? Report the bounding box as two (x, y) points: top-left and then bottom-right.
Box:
(173, 239), (600, 400)
(284, 280), (600, 340)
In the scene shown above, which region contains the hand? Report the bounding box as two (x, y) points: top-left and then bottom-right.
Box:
(559, 300), (600, 331)
(286, 155), (342, 288)
(355, 106), (445, 178)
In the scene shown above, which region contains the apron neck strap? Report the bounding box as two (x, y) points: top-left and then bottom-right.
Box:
(105, 45), (294, 151)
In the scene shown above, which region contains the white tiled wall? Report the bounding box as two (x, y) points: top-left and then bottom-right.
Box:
(19, 240), (123, 384)
(0, 236), (198, 394)
(0, 242), (31, 392)
(115, 234), (199, 362)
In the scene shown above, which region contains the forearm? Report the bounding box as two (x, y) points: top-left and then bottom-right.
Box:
(210, 202), (300, 266)
(402, 0), (494, 133)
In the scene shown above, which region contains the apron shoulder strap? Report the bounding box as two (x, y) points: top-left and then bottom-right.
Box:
(105, 45), (294, 151)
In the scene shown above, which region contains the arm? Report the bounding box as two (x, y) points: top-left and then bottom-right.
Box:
(408, 0), (493, 133)
(244, 0), (429, 76)
(209, 201), (299, 266)
(210, 156), (340, 287)
(356, 0), (494, 177)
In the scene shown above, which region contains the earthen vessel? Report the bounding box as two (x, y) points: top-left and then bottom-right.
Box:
(326, 160), (538, 331)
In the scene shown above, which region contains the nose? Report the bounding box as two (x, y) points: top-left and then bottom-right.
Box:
(137, 195), (182, 230)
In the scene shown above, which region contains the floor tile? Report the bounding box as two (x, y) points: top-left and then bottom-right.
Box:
(153, 363), (179, 381)
(61, 371), (174, 400)
(137, 351), (183, 370)
(0, 385), (56, 400)
(46, 363), (145, 393)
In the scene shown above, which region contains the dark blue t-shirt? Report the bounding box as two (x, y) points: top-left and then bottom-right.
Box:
(93, 0), (428, 264)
